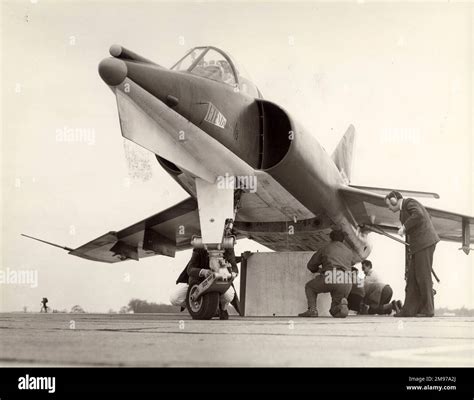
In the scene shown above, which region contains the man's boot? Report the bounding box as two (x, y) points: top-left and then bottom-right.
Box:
(298, 308), (318, 317)
(330, 298), (349, 318)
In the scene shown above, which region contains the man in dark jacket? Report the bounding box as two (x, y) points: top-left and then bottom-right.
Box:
(385, 191), (440, 317)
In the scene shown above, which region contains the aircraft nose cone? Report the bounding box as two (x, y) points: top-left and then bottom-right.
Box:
(98, 57), (127, 86)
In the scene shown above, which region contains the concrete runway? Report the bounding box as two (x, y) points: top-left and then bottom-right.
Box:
(0, 313), (473, 367)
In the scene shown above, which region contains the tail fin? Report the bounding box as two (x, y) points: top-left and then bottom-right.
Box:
(332, 125), (355, 184)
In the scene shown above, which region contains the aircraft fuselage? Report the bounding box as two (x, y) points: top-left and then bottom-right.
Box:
(99, 46), (371, 260)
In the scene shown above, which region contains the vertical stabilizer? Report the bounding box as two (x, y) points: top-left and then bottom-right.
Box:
(332, 125), (355, 184)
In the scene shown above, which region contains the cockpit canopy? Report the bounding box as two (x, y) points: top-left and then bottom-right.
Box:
(171, 46), (261, 98)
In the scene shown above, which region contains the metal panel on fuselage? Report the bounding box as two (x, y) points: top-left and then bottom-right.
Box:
(125, 61), (261, 169)
(185, 73), (261, 169)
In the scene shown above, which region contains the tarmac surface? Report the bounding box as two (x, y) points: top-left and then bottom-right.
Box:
(0, 313), (473, 367)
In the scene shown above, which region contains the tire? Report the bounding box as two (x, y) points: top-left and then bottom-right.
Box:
(186, 283), (219, 320)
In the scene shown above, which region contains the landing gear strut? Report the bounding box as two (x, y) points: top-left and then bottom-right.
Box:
(188, 178), (241, 320)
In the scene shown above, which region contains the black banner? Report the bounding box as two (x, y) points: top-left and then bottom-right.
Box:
(0, 367), (473, 397)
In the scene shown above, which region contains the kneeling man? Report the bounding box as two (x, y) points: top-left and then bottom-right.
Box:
(298, 230), (357, 318)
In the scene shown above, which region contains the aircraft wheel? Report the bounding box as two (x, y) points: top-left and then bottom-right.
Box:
(186, 284), (219, 320)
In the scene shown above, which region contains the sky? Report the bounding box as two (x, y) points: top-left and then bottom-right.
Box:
(1, 0), (473, 312)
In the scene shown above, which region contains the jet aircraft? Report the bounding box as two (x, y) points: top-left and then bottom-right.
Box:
(23, 45), (473, 317)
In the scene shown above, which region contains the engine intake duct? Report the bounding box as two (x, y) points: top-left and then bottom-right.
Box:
(257, 99), (293, 170)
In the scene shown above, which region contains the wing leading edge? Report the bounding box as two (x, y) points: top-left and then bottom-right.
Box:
(68, 197), (200, 263)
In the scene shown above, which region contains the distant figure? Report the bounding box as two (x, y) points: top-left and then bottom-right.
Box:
(361, 260), (402, 315)
(385, 191), (440, 317)
(40, 298), (49, 313)
(298, 230), (357, 318)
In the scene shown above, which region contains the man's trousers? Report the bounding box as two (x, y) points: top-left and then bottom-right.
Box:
(401, 244), (436, 317)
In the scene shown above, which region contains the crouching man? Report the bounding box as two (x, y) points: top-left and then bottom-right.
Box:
(361, 260), (402, 315)
(170, 248), (238, 320)
(298, 230), (357, 318)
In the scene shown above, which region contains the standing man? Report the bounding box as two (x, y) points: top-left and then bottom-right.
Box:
(298, 230), (357, 318)
(385, 191), (440, 317)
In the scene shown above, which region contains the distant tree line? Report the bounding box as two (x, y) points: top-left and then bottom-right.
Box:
(126, 298), (179, 313)
(435, 307), (474, 317)
(24, 300), (179, 314)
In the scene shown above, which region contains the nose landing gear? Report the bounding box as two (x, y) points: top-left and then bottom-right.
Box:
(186, 225), (236, 320)
(190, 177), (241, 320)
